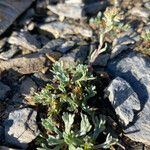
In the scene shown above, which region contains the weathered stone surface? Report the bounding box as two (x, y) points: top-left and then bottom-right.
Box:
(3, 108), (38, 149)
(57, 40), (75, 53)
(0, 53), (46, 75)
(0, 82), (10, 101)
(47, 3), (84, 19)
(106, 77), (140, 126)
(130, 7), (150, 18)
(107, 51), (150, 145)
(0, 0), (34, 35)
(111, 35), (135, 59)
(40, 39), (65, 53)
(0, 126), (4, 142)
(0, 38), (7, 50)
(39, 21), (93, 38)
(65, 0), (83, 4)
(20, 77), (37, 96)
(0, 146), (20, 150)
(0, 45), (20, 60)
(59, 45), (89, 68)
(144, 2), (150, 10)
(93, 53), (110, 66)
(8, 31), (41, 52)
(84, 1), (107, 15)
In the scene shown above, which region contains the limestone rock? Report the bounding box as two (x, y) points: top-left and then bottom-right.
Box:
(57, 40), (75, 53)
(107, 51), (150, 145)
(0, 82), (10, 101)
(106, 77), (140, 126)
(59, 45), (89, 68)
(0, 45), (20, 60)
(3, 108), (39, 149)
(8, 31), (41, 52)
(0, 53), (46, 75)
(130, 7), (150, 19)
(0, 0), (34, 35)
(20, 77), (37, 96)
(39, 21), (93, 38)
(47, 3), (84, 19)
(111, 35), (135, 59)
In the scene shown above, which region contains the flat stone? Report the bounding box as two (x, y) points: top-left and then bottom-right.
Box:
(47, 3), (84, 19)
(0, 38), (7, 49)
(106, 77), (140, 126)
(130, 7), (150, 19)
(3, 108), (39, 149)
(40, 39), (65, 53)
(0, 82), (10, 101)
(107, 51), (150, 145)
(0, 45), (20, 60)
(56, 40), (75, 53)
(20, 77), (37, 97)
(0, 0), (34, 35)
(59, 44), (89, 68)
(93, 53), (110, 66)
(144, 2), (150, 10)
(84, 1), (107, 15)
(8, 31), (41, 52)
(111, 35), (135, 59)
(0, 53), (46, 75)
(0, 146), (20, 150)
(0, 126), (4, 143)
(65, 0), (83, 4)
(39, 21), (92, 38)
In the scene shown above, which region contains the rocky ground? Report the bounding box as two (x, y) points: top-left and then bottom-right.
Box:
(0, 0), (150, 149)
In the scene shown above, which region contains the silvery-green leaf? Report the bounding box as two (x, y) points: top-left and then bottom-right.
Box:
(42, 118), (62, 137)
(92, 115), (106, 140)
(47, 135), (64, 146)
(62, 113), (75, 134)
(80, 113), (92, 136)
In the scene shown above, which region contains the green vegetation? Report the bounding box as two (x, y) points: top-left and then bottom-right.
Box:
(33, 62), (119, 150)
(141, 29), (150, 41)
(89, 7), (129, 63)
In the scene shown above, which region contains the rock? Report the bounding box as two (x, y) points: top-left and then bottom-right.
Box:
(110, 45), (129, 59)
(0, 82), (11, 101)
(130, 7), (150, 19)
(35, 34), (50, 47)
(0, 0), (34, 35)
(8, 31), (41, 52)
(56, 40), (75, 53)
(18, 8), (35, 27)
(40, 39), (65, 53)
(0, 126), (4, 143)
(93, 53), (110, 66)
(47, 3), (84, 19)
(65, 0), (83, 4)
(59, 44), (89, 68)
(0, 146), (20, 150)
(3, 108), (39, 149)
(0, 38), (7, 50)
(106, 77), (140, 126)
(0, 45), (20, 60)
(39, 21), (93, 38)
(84, 1), (107, 16)
(144, 2), (150, 10)
(20, 77), (37, 97)
(44, 16), (58, 23)
(112, 35), (135, 46)
(111, 35), (135, 59)
(0, 53), (46, 75)
(107, 51), (150, 145)
(32, 72), (52, 87)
